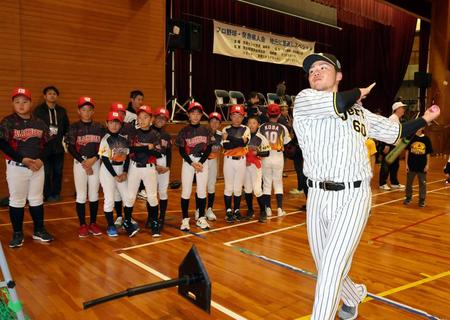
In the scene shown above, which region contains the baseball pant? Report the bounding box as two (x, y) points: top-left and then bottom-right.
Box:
(223, 156), (246, 197)
(6, 161), (44, 207)
(181, 156), (208, 199)
(244, 164), (263, 197)
(307, 179), (371, 320)
(99, 164), (132, 212)
(207, 158), (218, 194)
(157, 155), (170, 200)
(73, 159), (100, 203)
(262, 151), (284, 195)
(127, 161), (158, 206)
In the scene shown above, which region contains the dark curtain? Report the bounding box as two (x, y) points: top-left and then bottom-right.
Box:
(167, 0), (416, 116)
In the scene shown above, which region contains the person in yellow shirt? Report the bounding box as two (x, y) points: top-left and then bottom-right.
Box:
(366, 138), (377, 173)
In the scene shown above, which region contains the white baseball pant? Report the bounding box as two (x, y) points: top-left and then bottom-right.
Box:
(207, 158), (218, 194)
(262, 151), (284, 195)
(73, 159), (100, 203)
(127, 161), (158, 206)
(157, 155), (170, 200)
(99, 164), (133, 212)
(6, 161), (44, 207)
(244, 164), (263, 197)
(307, 180), (371, 320)
(223, 156), (246, 197)
(181, 156), (208, 199)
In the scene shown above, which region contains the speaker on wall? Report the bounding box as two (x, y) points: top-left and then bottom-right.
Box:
(414, 72), (432, 88)
(188, 22), (202, 52)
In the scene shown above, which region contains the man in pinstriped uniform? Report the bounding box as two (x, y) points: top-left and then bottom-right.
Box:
(293, 52), (440, 320)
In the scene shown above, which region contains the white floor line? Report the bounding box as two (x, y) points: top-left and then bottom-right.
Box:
(117, 211), (303, 252)
(224, 223), (306, 247)
(118, 253), (247, 320)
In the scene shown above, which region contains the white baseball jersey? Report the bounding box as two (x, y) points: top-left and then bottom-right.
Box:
(293, 88), (402, 320)
(293, 89), (400, 182)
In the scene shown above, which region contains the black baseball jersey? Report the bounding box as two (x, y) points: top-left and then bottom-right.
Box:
(175, 124), (211, 156)
(129, 127), (161, 165)
(119, 122), (136, 141)
(0, 113), (50, 160)
(67, 120), (105, 160)
(151, 125), (171, 156)
(98, 133), (129, 162)
(209, 130), (223, 159)
(222, 125), (250, 157)
(259, 122), (291, 151)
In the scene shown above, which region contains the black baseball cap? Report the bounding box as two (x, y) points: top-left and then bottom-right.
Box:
(302, 53), (342, 73)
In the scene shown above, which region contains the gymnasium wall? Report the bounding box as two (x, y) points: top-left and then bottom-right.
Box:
(0, 0), (165, 122)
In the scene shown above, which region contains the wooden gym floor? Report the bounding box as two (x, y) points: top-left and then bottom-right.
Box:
(0, 155), (449, 319)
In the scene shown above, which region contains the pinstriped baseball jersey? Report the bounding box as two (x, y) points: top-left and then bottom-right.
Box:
(293, 89), (401, 182)
(258, 122), (291, 151)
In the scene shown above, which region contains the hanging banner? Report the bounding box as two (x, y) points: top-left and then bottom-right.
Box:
(213, 20), (315, 68)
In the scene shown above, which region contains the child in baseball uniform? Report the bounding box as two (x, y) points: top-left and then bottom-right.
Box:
(1, 88), (54, 248)
(127, 105), (161, 237)
(176, 102), (212, 231)
(259, 103), (291, 217)
(222, 104), (250, 223)
(244, 116), (270, 222)
(67, 97), (105, 238)
(98, 111), (134, 237)
(194, 112), (222, 221)
(151, 107), (172, 230)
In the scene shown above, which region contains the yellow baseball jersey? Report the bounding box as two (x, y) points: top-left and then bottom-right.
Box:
(258, 121), (291, 151)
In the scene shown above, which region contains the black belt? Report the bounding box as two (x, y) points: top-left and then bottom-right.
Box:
(111, 161), (124, 166)
(7, 160), (27, 168)
(227, 156), (244, 160)
(307, 179), (362, 191)
(132, 161), (153, 168)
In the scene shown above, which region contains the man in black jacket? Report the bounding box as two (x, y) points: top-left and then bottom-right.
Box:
(33, 86), (69, 201)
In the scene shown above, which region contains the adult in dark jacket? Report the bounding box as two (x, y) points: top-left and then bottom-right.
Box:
(33, 86), (69, 201)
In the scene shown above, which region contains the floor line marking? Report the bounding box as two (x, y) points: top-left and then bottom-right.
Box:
(118, 253), (247, 320)
(371, 185), (449, 208)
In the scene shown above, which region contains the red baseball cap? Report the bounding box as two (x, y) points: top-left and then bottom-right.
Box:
(11, 88), (32, 101)
(106, 111), (124, 123)
(209, 112), (222, 121)
(267, 103), (281, 116)
(230, 104), (245, 116)
(154, 107), (170, 120)
(110, 102), (126, 112)
(137, 105), (152, 115)
(188, 101), (203, 112)
(78, 96), (95, 108)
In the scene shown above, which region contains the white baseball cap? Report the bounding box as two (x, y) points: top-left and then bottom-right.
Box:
(392, 101), (407, 111)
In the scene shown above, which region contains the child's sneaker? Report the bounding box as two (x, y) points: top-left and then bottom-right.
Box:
(131, 218), (139, 230)
(403, 197), (411, 205)
(233, 209), (243, 221)
(9, 232), (24, 248)
(205, 208), (217, 221)
(196, 217), (210, 230)
(266, 207), (272, 217)
(151, 221), (161, 237)
(277, 208), (286, 216)
(88, 223), (102, 236)
(419, 200), (426, 208)
(107, 226), (118, 237)
(379, 184), (391, 191)
(114, 216), (123, 228)
(225, 209), (234, 223)
(180, 218), (190, 231)
(123, 220), (139, 237)
(78, 224), (89, 238)
(194, 209), (199, 221)
(32, 228), (54, 242)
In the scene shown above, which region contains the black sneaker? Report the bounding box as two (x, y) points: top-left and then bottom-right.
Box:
(123, 220), (139, 238)
(403, 198), (411, 205)
(9, 232), (24, 248)
(419, 201), (425, 208)
(32, 229), (54, 242)
(258, 212), (267, 223)
(151, 221), (161, 238)
(225, 210), (234, 223)
(234, 209), (243, 221)
(246, 209), (254, 220)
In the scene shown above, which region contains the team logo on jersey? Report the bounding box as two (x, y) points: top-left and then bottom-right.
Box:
(13, 128), (43, 141)
(410, 141), (426, 155)
(76, 135), (101, 146)
(185, 136), (208, 147)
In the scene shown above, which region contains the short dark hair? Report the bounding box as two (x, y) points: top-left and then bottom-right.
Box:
(43, 86), (59, 96)
(248, 91), (258, 99)
(130, 90), (144, 99)
(247, 115), (260, 123)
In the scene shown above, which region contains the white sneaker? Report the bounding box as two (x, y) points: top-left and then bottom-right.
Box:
(114, 216), (123, 228)
(266, 207), (272, 217)
(205, 207), (217, 221)
(277, 208), (286, 216)
(196, 216), (210, 230)
(180, 218), (190, 231)
(137, 190), (147, 200)
(391, 184), (405, 189)
(194, 209), (199, 221)
(289, 188), (303, 195)
(379, 184), (391, 191)
(337, 284), (367, 320)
